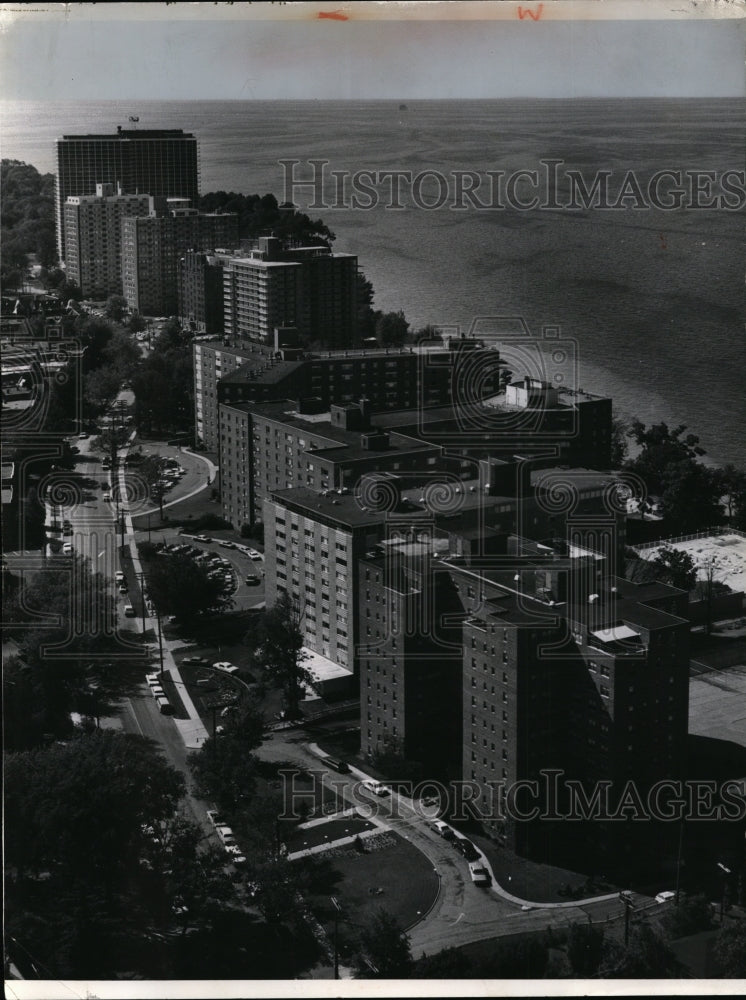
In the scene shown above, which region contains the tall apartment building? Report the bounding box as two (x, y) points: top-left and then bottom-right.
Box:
(121, 205), (239, 316)
(193, 340), (276, 451)
(195, 336), (500, 452)
(356, 489), (689, 876)
(223, 237), (358, 347)
(56, 127), (199, 260)
(178, 250), (231, 335)
(219, 398), (440, 528)
(263, 487), (389, 689)
(63, 184), (152, 299)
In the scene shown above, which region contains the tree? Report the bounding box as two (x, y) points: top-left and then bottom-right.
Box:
(626, 420), (706, 494)
(712, 922), (746, 977)
(611, 415), (629, 468)
(105, 294), (128, 323)
(716, 464), (746, 525)
(148, 553), (235, 619)
(567, 922), (605, 976)
(652, 545), (697, 592)
(375, 310), (410, 348)
(662, 893), (714, 939)
(5, 731), (185, 881)
(356, 270), (377, 341)
(659, 460), (725, 534)
(256, 591), (316, 719)
(601, 924), (684, 978)
(695, 554), (723, 636)
(360, 908), (413, 977)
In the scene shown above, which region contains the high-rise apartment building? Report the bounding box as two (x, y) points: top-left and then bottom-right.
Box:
(219, 398), (440, 527)
(223, 237), (358, 347)
(63, 184), (152, 299)
(56, 127), (199, 260)
(195, 336), (500, 452)
(121, 205), (238, 316)
(178, 250), (231, 335)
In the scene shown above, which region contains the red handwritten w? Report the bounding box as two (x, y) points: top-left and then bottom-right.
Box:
(518, 3), (543, 19)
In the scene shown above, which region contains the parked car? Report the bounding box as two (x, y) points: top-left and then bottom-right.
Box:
(194, 535), (212, 543)
(432, 820), (454, 839)
(469, 862), (490, 886)
(245, 575), (261, 586)
(219, 540), (236, 549)
(115, 571), (125, 583)
(655, 890), (676, 904)
(124, 604), (136, 618)
(246, 549), (261, 560)
(182, 655), (209, 665)
(62, 542), (73, 555)
(361, 779), (390, 797)
(102, 492), (112, 501)
(206, 809), (224, 827)
(213, 661), (238, 674)
(454, 838), (480, 862)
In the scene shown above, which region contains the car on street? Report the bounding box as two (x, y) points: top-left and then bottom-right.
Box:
(124, 605), (136, 618)
(194, 535), (213, 543)
(102, 492), (112, 501)
(468, 862), (490, 886)
(454, 838), (481, 862)
(62, 542), (73, 555)
(62, 525), (73, 536)
(118, 582), (128, 594)
(655, 891), (676, 904)
(78, 432), (88, 439)
(182, 656), (209, 665)
(245, 575), (261, 585)
(361, 779), (390, 797)
(213, 661), (239, 674)
(115, 571), (125, 583)
(246, 549), (261, 560)
(219, 540), (236, 549)
(431, 820), (454, 839)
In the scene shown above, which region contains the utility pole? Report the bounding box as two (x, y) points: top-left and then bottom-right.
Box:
(619, 891), (633, 947)
(330, 896), (341, 980)
(674, 820), (684, 906)
(139, 570), (147, 633)
(157, 612), (164, 681)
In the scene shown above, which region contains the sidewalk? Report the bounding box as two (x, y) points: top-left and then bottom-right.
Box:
(116, 446), (210, 751)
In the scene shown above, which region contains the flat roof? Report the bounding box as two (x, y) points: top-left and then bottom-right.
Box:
(269, 486), (388, 529)
(302, 648), (353, 699)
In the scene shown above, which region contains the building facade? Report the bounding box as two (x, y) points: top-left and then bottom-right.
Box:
(219, 398), (440, 528)
(63, 184), (152, 299)
(177, 250), (230, 335)
(223, 237), (358, 347)
(56, 127), (199, 260)
(121, 206), (238, 316)
(195, 337), (499, 454)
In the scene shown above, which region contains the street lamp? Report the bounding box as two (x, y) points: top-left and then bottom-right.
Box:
(717, 862), (731, 923)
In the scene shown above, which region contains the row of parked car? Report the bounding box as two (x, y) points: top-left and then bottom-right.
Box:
(154, 541), (239, 593)
(206, 809), (247, 866)
(145, 672), (174, 715)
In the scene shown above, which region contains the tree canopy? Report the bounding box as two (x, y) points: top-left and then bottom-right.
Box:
(255, 591), (316, 718)
(147, 552), (235, 618)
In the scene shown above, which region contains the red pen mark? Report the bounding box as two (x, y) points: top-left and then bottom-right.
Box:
(518, 3), (543, 19)
(318, 9), (349, 19)
(659, 233), (667, 250)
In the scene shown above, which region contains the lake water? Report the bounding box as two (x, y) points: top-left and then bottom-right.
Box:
(2, 97), (744, 465)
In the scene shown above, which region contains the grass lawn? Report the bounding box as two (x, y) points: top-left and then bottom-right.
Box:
(471, 833), (619, 904)
(286, 817), (376, 853)
(307, 833), (439, 937)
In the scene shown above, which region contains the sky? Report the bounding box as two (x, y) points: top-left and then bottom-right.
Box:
(0, 2), (744, 101)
